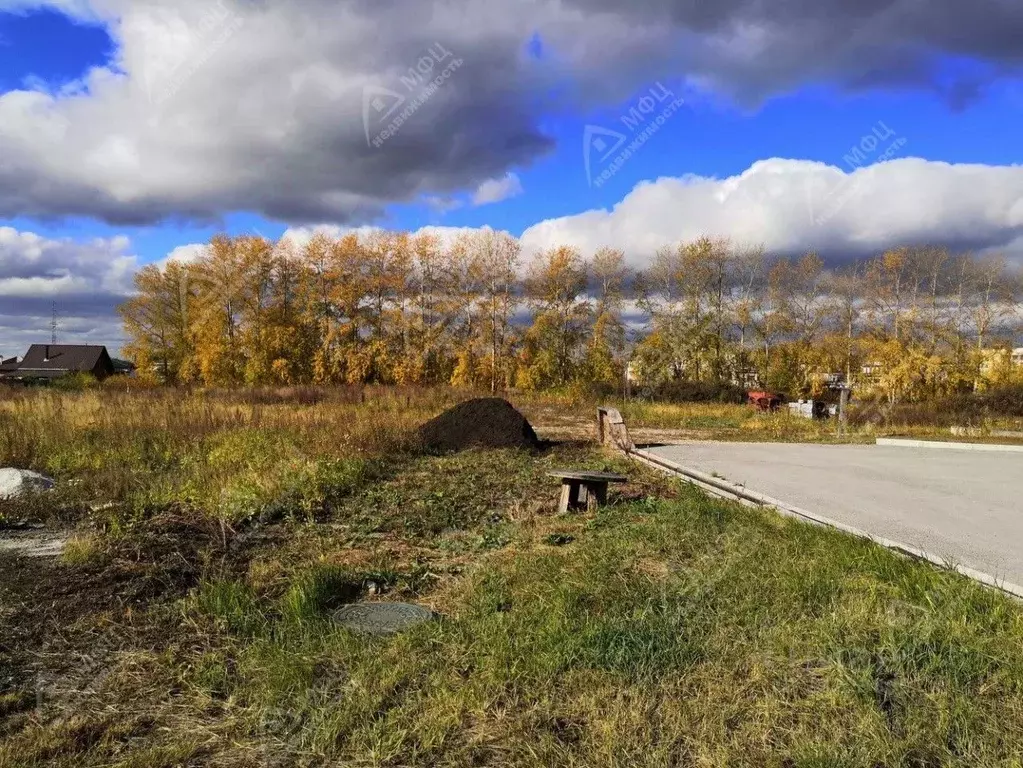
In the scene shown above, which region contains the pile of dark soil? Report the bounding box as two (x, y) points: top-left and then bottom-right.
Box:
(418, 398), (540, 453)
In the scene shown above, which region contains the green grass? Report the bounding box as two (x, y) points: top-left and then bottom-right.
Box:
(8, 459), (1023, 766)
(4, 388), (1023, 766)
(171, 488), (1023, 766)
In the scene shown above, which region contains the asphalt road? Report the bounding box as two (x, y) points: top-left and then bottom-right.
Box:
(646, 442), (1023, 588)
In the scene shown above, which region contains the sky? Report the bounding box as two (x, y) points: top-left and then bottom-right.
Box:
(0, 0), (1021, 355)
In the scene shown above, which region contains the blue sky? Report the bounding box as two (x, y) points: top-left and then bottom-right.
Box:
(0, 8), (110, 91)
(0, 1), (1021, 351)
(0, 7), (1019, 261)
(1, 5), (1020, 258)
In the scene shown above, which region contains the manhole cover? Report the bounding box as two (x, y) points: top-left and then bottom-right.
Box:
(333, 602), (434, 635)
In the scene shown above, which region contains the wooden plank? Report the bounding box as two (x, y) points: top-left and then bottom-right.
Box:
(558, 482), (573, 514)
(587, 482), (608, 509)
(549, 470), (627, 483)
(574, 482), (588, 511)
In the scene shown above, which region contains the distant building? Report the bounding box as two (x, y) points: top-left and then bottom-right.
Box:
(735, 367), (761, 389)
(0, 357), (19, 375)
(1, 344), (116, 381)
(111, 358), (137, 377)
(861, 361), (884, 378)
(625, 360), (641, 384)
(979, 347), (1023, 378)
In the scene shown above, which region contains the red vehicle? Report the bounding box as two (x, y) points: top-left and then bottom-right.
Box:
(748, 390), (785, 412)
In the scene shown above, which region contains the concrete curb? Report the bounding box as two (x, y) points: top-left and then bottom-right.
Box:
(876, 437), (1023, 453)
(631, 447), (1023, 601)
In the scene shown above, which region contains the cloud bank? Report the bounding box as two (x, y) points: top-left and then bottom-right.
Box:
(0, 0), (1020, 224)
(4, 156), (1023, 352)
(521, 157), (1023, 266)
(0, 227), (136, 355)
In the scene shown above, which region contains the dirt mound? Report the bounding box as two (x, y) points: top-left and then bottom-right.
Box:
(419, 398), (540, 453)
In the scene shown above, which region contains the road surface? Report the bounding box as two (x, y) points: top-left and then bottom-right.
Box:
(646, 441), (1023, 588)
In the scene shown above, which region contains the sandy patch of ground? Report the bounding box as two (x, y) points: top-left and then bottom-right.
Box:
(0, 528), (67, 558)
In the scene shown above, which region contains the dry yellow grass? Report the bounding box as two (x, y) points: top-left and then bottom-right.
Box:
(2, 387), (1023, 766)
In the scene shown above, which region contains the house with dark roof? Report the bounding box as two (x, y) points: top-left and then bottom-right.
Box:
(2, 345), (116, 381)
(111, 357), (137, 376)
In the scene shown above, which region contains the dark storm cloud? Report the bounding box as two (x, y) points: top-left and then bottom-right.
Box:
(565, 0), (1023, 102)
(0, 0), (1019, 226)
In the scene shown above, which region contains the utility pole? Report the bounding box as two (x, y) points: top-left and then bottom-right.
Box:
(838, 386), (850, 438)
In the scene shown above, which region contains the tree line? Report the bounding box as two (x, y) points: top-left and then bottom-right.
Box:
(119, 230), (1023, 403)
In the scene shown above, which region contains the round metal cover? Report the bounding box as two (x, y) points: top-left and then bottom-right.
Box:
(333, 602), (434, 635)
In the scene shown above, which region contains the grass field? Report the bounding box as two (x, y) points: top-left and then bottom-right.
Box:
(2, 388), (1023, 766)
(520, 395), (1023, 445)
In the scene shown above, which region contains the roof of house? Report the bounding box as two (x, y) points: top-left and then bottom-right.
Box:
(13, 344), (113, 375)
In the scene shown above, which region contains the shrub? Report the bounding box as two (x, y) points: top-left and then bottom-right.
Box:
(50, 372), (99, 392)
(976, 386), (1023, 418)
(48, 374), (97, 392)
(636, 380), (747, 405)
(849, 385), (1023, 429)
(566, 378), (620, 402)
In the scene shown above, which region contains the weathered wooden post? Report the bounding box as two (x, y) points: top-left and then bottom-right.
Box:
(597, 407), (634, 453)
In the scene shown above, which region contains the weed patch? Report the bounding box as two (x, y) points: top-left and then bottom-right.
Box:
(3, 389), (1023, 766)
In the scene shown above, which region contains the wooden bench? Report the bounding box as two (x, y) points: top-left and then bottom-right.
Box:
(549, 470), (628, 513)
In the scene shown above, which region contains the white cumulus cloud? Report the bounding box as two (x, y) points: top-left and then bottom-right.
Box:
(472, 172), (524, 206)
(520, 157), (1023, 266)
